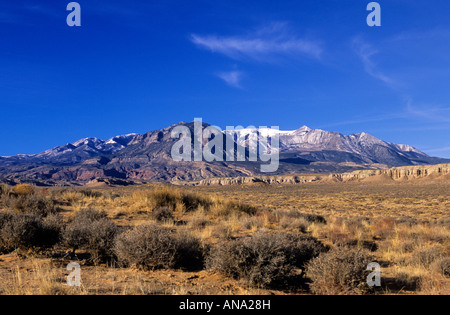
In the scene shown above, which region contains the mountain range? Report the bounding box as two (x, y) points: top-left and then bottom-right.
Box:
(0, 121), (448, 186)
(1, 134), (137, 165)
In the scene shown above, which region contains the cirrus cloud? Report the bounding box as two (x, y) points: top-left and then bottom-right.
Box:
(190, 23), (323, 63)
(215, 70), (245, 89)
(352, 37), (397, 88)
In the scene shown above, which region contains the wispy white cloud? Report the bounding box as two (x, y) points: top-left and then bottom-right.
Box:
(190, 22), (323, 62)
(318, 112), (403, 129)
(424, 146), (450, 154)
(321, 97), (450, 132)
(24, 4), (60, 18)
(0, 3), (61, 25)
(216, 70), (244, 89)
(423, 145), (450, 158)
(352, 37), (397, 87)
(388, 28), (450, 43)
(405, 98), (450, 122)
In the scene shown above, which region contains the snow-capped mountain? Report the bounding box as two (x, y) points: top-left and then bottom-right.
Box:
(2, 134), (137, 165)
(0, 122), (448, 184)
(225, 126), (431, 166)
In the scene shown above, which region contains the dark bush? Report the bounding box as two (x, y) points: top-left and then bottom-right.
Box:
(41, 213), (64, 247)
(229, 202), (258, 216)
(63, 209), (118, 262)
(114, 224), (177, 270)
(287, 235), (329, 269)
(10, 194), (56, 217)
(0, 212), (15, 253)
(0, 214), (41, 252)
(152, 207), (174, 222)
(79, 189), (103, 198)
(392, 272), (421, 291)
(0, 212), (63, 253)
(114, 224), (205, 271)
(148, 189), (212, 212)
(206, 231), (326, 288)
(172, 231), (206, 271)
(150, 190), (179, 211)
(301, 213), (327, 224)
(180, 193), (212, 212)
(305, 247), (374, 295)
(88, 219), (119, 262)
(336, 239), (378, 252)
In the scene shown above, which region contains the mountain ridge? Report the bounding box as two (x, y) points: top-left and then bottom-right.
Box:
(0, 121), (448, 185)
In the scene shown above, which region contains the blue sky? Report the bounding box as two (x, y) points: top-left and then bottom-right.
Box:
(1, 0), (450, 157)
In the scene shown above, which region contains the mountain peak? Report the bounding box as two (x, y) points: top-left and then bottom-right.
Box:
(105, 133), (138, 145)
(72, 137), (101, 147)
(353, 131), (378, 140)
(293, 125), (312, 134)
(299, 125), (312, 131)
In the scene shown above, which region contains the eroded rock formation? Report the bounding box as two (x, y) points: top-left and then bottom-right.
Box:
(194, 163), (450, 186)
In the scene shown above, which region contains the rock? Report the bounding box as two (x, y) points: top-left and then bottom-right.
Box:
(192, 163), (450, 186)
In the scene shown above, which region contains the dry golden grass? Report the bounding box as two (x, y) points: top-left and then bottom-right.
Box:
(196, 181), (449, 294)
(0, 180), (448, 295)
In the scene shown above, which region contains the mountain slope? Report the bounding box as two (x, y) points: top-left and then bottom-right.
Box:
(226, 126), (434, 167)
(0, 134), (137, 165)
(0, 122), (448, 184)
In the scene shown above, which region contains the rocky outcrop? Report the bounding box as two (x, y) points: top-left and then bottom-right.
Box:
(195, 174), (323, 186)
(193, 163), (450, 186)
(85, 178), (137, 187)
(332, 163), (450, 182)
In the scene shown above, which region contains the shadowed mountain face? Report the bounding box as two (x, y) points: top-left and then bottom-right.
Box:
(0, 122), (448, 185)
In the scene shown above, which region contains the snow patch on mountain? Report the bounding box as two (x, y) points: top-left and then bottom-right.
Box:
(225, 126), (430, 164)
(1, 133), (138, 163)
